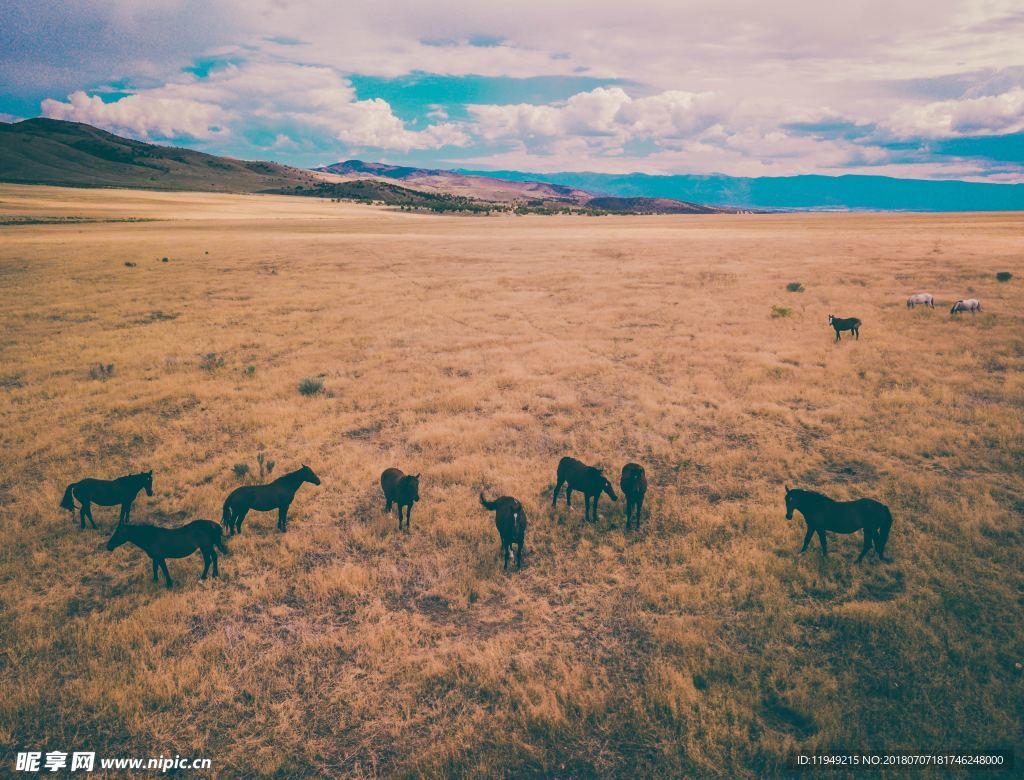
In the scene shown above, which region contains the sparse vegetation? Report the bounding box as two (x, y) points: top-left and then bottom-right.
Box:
(199, 352), (225, 371)
(232, 463), (250, 480)
(996, 271), (1012, 282)
(298, 376), (324, 396)
(123, 260), (136, 267)
(1, 187), (1020, 777)
(87, 363), (115, 380)
(786, 281), (804, 292)
(771, 304), (792, 317)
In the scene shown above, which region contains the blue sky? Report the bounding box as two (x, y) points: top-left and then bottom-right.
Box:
(2, 1), (1024, 181)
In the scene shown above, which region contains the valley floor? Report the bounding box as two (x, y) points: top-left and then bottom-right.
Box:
(0, 185), (1021, 776)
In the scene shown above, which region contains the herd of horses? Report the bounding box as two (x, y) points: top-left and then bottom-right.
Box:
(828, 291), (983, 342)
(60, 454), (892, 586)
(58, 287), (996, 587)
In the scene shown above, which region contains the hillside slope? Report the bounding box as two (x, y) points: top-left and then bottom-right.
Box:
(0, 118), (321, 192)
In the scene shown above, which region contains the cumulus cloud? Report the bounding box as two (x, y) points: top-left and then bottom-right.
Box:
(40, 59), (469, 151)
(886, 87), (1024, 138)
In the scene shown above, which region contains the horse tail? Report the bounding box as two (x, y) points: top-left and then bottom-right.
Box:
(875, 506), (893, 556)
(221, 497), (233, 531)
(213, 524), (230, 555)
(60, 483), (78, 512)
(479, 492), (500, 511)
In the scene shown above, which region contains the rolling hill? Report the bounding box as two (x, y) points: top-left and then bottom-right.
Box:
(0, 118), (730, 214)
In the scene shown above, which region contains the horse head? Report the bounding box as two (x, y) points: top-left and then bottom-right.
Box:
(300, 465), (321, 486)
(784, 485), (796, 519)
(106, 521), (131, 551)
(142, 470), (154, 497)
(600, 473), (618, 501)
(408, 474), (421, 502)
(827, 314), (835, 325)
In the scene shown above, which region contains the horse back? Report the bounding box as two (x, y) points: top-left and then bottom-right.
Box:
(76, 476), (131, 505)
(381, 468), (406, 499)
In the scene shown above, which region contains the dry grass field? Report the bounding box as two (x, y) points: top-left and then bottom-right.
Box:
(0, 184), (1022, 777)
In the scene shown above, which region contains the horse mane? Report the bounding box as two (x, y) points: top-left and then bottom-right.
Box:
(274, 467), (307, 484)
(790, 488), (835, 505)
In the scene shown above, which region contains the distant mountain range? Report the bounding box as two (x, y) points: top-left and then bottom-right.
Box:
(4, 118), (1021, 212)
(455, 168), (1024, 212)
(0, 119), (730, 214)
(313, 160), (730, 213)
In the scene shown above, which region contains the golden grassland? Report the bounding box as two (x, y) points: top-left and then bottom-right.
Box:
(0, 184), (1021, 777)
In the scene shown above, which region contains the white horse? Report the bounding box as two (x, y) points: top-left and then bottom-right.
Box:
(950, 298), (982, 315)
(906, 293), (934, 308)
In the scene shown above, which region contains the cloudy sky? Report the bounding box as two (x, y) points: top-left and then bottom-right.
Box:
(3, 0), (1024, 180)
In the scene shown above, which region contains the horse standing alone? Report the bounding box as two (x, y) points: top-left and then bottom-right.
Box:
(828, 314), (861, 342)
(479, 493), (527, 571)
(784, 486), (892, 561)
(222, 465), (320, 535)
(107, 519), (228, 588)
(381, 468), (420, 530)
(60, 471), (153, 529)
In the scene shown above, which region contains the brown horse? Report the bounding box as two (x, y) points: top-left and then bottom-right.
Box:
(60, 471), (153, 529)
(480, 493), (527, 571)
(620, 463), (647, 529)
(381, 468), (420, 530)
(222, 465), (320, 535)
(828, 314), (861, 341)
(107, 519), (228, 588)
(785, 486), (893, 561)
(552, 456), (617, 523)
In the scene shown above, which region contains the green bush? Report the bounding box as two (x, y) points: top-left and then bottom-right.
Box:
(298, 377), (324, 396)
(233, 463), (250, 480)
(786, 282), (804, 292)
(771, 305), (792, 318)
(996, 271), (1012, 282)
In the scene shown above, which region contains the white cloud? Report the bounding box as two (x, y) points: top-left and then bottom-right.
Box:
(40, 60), (469, 152)
(886, 86), (1024, 137)
(41, 90), (230, 140)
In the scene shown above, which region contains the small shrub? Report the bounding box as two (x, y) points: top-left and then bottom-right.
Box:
(124, 261), (136, 267)
(89, 363), (115, 380)
(298, 377), (324, 396)
(786, 282), (804, 292)
(161, 257), (169, 262)
(200, 352), (225, 371)
(771, 305), (792, 318)
(244, 365), (256, 377)
(257, 452), (276, 478)
(996, 271), (1012, 282)
(233, 463), (250, 480)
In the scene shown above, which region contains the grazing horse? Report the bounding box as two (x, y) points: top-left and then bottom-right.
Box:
(950, 298), (981, 315)
(479, 493), (527, 571)
(552, 456), (617, 523)
(620, 463), (648, 529)
(381, 468), (420, 530)
(906, 293), (934, 309)
(784, 486), (892, 561)
(107, 519), (228, 588)
(60, 471), (153, 529)
(221, 465), (320, 535)
(828, 314), (861, 342)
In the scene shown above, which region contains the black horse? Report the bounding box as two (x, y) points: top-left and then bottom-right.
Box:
(222, 465), (320, 535)
(620, 463), (648, 529)
(381, 468), (420, 530)
(552, 456), (617, 523)
(480, 493), (527, 571)
(828, 314), (861, 342)
(107, 519), (228, 588)
(784, 486), (892, 561)
(60, 471), (153, 529)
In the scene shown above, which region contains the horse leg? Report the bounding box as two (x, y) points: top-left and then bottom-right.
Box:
(503, 543), (510, 571)
(235, 508), (249, 534)
(152, 558), (159, 582)
(405, 503), (412, 529)
(583, 494), (590, 522)
(625, 497), (634, 528)
(121, 501), (132, 524)
(800, 527), (814, 553)
(636, 495), (644, 528)
(516, 542), (523, 570)
(278, 504), (288, 532)
(385, 498), (393, 513)
(551, 479), (563, 508)
(857, 530), (872, 562)
(397, 505), (404, 530)
(592, 494), (600, 523)
(816, 529), (828, 556)
(79, 502), (88, 530)
(200, 548), (211, 580)
(565, 487), (572, 508)
(855, 327), (860, 340)
(159, 559), (173, 588)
